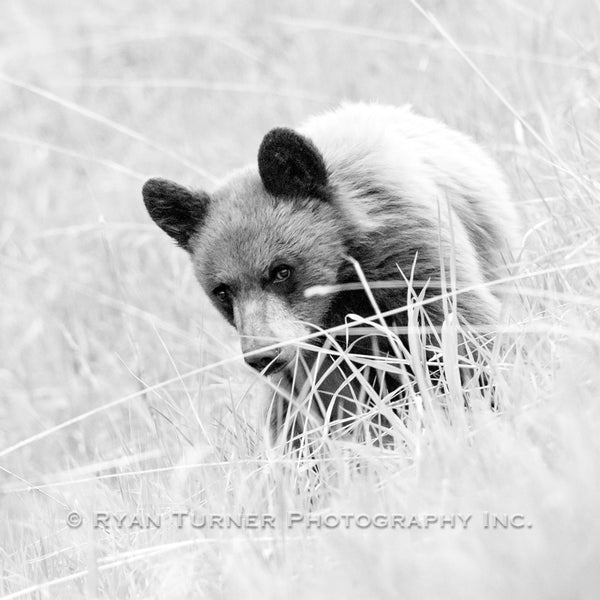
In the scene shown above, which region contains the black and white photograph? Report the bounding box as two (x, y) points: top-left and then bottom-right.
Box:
(1, 1), (599, 598)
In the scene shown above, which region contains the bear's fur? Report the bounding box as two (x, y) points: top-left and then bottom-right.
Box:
(142, 102), (519, 444)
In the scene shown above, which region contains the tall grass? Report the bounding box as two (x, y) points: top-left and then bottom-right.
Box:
(1, 1), (599, 598)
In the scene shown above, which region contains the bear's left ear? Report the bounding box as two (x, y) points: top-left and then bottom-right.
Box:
(142, 178), (210, 251)
(258, 128), (329, 201)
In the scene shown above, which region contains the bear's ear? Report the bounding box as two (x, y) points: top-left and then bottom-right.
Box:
(258, 128), (329, 201)
(142, 178), (209, 251)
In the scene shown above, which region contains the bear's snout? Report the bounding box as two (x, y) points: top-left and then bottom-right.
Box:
(244, 348), (288, 375)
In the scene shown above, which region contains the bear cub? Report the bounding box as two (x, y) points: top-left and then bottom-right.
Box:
(142, 103), (519, 444)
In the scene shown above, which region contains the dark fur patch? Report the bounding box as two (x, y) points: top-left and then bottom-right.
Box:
(142, 178), (210, 251)
(258, 128), (329, 201)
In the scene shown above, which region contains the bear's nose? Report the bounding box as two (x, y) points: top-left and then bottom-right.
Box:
(244, 349), (287, 375)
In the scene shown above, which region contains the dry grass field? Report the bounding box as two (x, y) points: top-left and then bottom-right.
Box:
(1, 1), (600, 598)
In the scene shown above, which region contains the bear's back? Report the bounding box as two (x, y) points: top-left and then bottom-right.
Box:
(300, 103), (520, 282)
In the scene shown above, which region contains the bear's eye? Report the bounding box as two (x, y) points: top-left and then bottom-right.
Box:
(271, 265), (292, 283)
(213, 285), (230, 303)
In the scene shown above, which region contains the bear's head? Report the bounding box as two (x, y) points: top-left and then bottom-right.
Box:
(142, 128), (351, 375)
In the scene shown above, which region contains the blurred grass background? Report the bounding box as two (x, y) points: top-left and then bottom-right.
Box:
(1, 1), (600, 598)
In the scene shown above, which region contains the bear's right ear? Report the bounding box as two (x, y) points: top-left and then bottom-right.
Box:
(142, 178), (210, 251)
